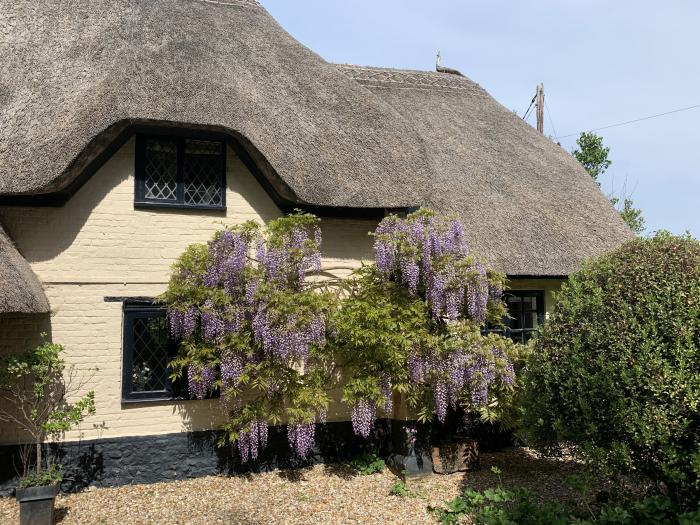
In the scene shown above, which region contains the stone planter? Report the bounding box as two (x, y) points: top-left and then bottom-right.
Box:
(431, 440), (479, 474)
(15, 483), (59, 525)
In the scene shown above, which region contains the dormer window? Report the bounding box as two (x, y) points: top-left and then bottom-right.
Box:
(134, 134), (226, 209)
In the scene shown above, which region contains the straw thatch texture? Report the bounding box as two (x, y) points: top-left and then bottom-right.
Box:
(0, 0), (430, 206)
(0, 0), (633, 277)
(0, 224), (49, 313)
(338, 65), (634, 275)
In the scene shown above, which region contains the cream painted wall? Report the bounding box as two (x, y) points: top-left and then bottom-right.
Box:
(0, 139), (379, 444)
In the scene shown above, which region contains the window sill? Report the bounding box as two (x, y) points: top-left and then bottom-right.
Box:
(121, 395), (220, 405)
(121, 396), (189, 405)
(134, 201), (226, 212)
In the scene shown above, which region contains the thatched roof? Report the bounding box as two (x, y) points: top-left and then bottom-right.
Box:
(0, 224), (49, 314)
(337, 65), (634, 275)
(0, 0), (633, 278)
(0, 0), (429, 206)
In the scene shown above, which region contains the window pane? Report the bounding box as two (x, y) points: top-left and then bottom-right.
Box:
(144, 139), (178, 201)
(507, 296), (522, 329)
(505, 291), (544, 344)
(522, 295), (538, 311)
(523, 311), (538, 329)
(131, 315), (170, 392)
(183, 140), (223, 206)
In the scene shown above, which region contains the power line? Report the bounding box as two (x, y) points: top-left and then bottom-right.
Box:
(521, 93), (536, 121)
(545, 99), (558, 139)
(556, 103), (700, 140)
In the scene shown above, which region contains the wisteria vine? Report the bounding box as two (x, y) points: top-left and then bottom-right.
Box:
(162, 208), (525, 460)
(335, 209), (520, 438)
(161, 213), (334, 462)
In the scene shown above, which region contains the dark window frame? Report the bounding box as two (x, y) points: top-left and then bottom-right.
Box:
(483, 290), (546, 343)
(121, 301), (183, 403)
(134, 133), (227, 211)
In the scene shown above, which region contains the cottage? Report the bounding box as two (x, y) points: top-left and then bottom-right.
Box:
(0, 0), (632, 489)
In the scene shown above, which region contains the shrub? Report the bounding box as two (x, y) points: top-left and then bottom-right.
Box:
(0, 341), (96, 487)
(430, 488), (700, 525)
(521, 232), (700, 502)
(349, 450), (385, 475)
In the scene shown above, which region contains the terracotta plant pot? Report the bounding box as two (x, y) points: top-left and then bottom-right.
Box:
(431, 440), (479, 474)
(15, 483), (60, 525)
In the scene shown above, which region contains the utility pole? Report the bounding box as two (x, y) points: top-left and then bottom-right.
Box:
(535, 83), (545, 134)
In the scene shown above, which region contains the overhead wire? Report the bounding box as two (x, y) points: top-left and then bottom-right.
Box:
(521, 93), (536, 121)
(544, 99), (558, 139)
(555, 103), (700, 140)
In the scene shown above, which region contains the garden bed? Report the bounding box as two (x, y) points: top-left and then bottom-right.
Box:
(0, 448), (588, 525)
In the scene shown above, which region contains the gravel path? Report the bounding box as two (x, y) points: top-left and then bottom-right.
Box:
(0, 448), (587, 525)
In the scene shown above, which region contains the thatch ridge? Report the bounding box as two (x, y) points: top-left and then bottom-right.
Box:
(0, 224), (50, 314)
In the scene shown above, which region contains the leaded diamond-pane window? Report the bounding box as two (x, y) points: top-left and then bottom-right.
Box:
(143, 139), (178, 201)
(122, 304), (183, 402)
(135, 134), (226, 209)
(184, 140), (224, 206)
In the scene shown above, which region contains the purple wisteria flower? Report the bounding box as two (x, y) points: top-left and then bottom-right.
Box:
(237, 420), (268, 463)
(373, 212), (498, 322)
(188, 364), (215, 400)
(351, 399), (376, 438)
(288, 423), (315, 458)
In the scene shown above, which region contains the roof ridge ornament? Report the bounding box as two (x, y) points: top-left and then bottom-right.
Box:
(436, 51), (464, 77)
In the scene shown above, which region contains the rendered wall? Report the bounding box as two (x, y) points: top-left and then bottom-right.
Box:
(0, 138), (565, 446)
(0, 139), (379, 445)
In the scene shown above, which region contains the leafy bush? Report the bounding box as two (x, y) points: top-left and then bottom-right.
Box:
(389, 477), (421, 498)
(160, 209), (525, 462)
(521, 233), (700, 502)
(430, 487), (700, 525)
(161, 213), (336, 461)
(349, 450), (385, 475)
(0, 340), (96, 487)
(333, 210), (523, 435)
(18, 464), (63, 489)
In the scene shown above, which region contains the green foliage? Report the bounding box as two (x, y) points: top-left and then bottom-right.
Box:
(350, 450), (385, 475)
(571, 132), (645, 235)
(160, 213), (337, 450)
(430, 486), (700, 525)
(0, 340), (96, 481)
(161, 209), (529, 454)
(389, 478), (419, 498)
(19, 464), (63, 489)
(521, 232), (700, 503)
(610, 197), (646, 235)
(572, 132), (612, 182)
(332, 266), (430, 411)
(332, 265), (526, 427)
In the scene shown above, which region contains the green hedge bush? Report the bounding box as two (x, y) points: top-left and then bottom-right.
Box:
(521, 233), (700, 502)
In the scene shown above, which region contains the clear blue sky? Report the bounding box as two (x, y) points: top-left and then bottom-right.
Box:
(261, 0), (699, 237)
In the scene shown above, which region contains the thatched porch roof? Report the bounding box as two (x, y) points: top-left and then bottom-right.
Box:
(0, 224), (49, 314)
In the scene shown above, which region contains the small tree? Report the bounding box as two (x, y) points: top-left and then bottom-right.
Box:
(572, 131), (645, 235)
(0, 341), (96, 486)
(572, 131), (611, 183)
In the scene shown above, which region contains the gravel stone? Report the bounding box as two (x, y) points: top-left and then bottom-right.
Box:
(0, 448), (587, 524)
